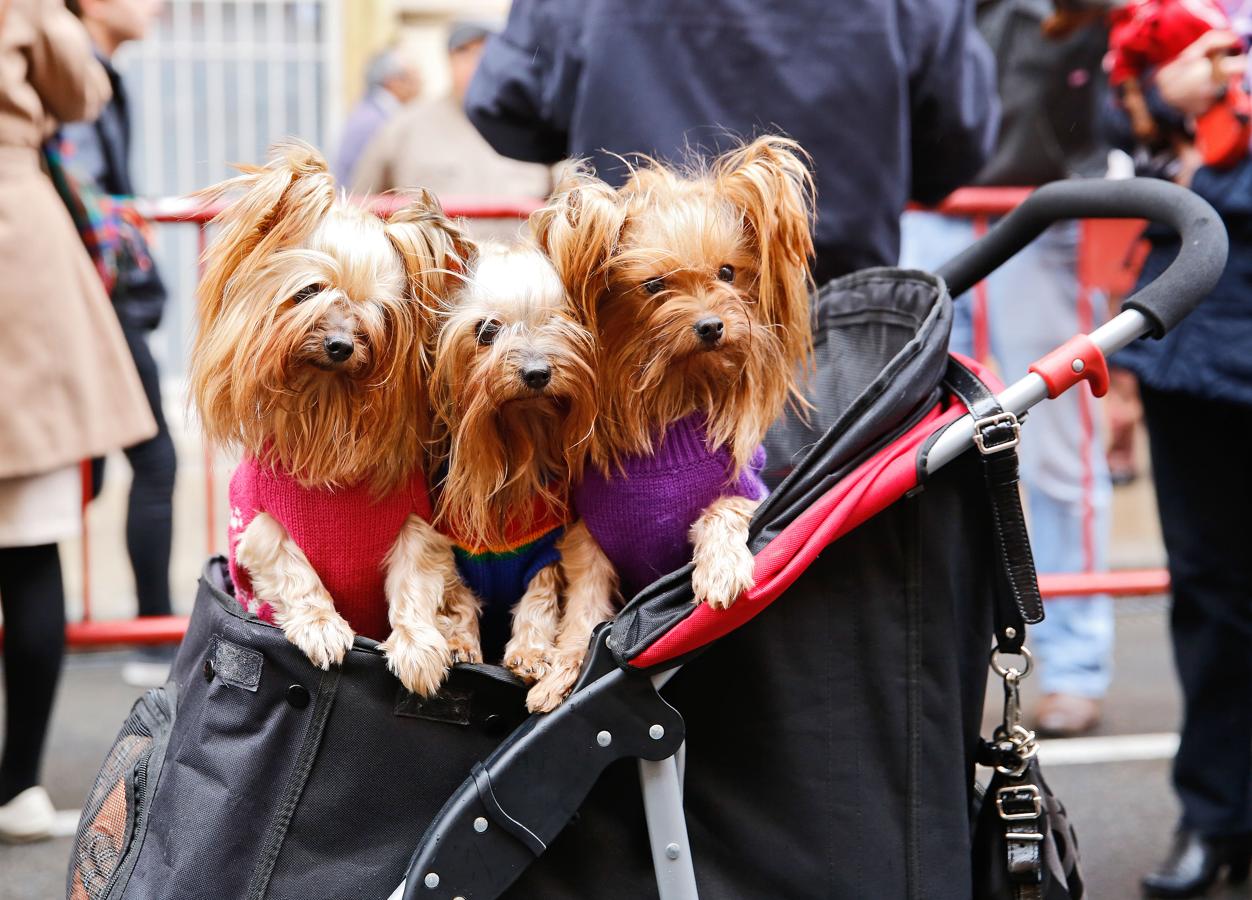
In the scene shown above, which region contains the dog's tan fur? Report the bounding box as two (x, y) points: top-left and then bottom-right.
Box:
(431, 242), (616, 711)
(541, 136), (815, 615)
(190, 141), (474, 693)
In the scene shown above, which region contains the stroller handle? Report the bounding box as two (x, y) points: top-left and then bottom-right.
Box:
(935, 177), (1228, 338)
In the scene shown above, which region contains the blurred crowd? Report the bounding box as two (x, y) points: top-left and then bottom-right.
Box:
(0, 1), (1250, 896)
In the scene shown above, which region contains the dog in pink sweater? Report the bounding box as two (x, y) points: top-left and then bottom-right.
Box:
(190, 142), (479, 696)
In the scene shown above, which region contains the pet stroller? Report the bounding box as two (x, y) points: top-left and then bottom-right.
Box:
(68, 179), (1225, 900)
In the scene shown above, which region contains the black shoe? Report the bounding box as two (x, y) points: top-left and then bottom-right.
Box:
(1141, 828), (1252, 898)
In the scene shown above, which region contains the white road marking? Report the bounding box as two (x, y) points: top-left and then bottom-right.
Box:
(1037, 732), (1180, 766)
(50, 810), (80, 838)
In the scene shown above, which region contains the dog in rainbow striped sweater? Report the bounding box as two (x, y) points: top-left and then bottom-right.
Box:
(431, 241), (617, 713)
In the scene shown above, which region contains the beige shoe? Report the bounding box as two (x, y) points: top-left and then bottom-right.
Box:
(1034, 693), (1102, 738)
(0, 786), (55, 843)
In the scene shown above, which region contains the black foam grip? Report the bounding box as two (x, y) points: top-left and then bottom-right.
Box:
(934, 178), (1228, 338)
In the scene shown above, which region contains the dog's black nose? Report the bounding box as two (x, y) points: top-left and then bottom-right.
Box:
(323, 335), (353, 363)
(520, 363), (552, 391)
(694, 316), (724, 345)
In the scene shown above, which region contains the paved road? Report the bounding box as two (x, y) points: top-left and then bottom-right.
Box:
(3, 596), (1247, 899)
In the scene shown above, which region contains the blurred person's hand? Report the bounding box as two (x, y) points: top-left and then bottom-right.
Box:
(1172, 140), (1204, 187)
(1156, 30), (1246, 116)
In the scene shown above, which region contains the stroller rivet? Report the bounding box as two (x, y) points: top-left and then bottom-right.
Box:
(285, 685), (310, 709)
(666, 843), (681, 859)
(424, 872), (440, 888)
(1005, 627), (1017, 640)
(474, 817), (488, 833)
(596, 730), (612, 747)
(1071, 358), (1085, 373)
(649, 724), (665, 740)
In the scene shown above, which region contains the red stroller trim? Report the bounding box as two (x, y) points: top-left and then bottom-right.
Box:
(631, 356), (1001, 669)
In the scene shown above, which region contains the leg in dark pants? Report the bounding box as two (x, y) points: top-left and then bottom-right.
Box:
(1142, 386), (1252, 836)
(0, 544), (66, 805)
(95, 324), (176, 617)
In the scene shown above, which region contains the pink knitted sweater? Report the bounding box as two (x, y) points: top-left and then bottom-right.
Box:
(227, 456), (433, 641)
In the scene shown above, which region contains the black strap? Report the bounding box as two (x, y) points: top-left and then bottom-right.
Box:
(246, 666), (340, 900)
(943, 358), (1044, 653)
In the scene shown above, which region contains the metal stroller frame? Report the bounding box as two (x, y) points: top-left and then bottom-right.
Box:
(389, 179), (1227, 900)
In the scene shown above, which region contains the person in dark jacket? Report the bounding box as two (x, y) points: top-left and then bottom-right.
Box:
(464, 0), (999, 284)
(61, 0), (176, 687)
(1107, 28), (1252, 900)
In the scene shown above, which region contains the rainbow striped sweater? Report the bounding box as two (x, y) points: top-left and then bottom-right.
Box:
(446, 495), (567, 660)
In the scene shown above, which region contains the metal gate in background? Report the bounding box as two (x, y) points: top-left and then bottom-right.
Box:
(116, 0), (343, 377)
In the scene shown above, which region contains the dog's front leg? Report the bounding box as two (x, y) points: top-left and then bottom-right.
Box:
(503, 563), (562, 684)
(381, 515), (456, 696)
(438, 575), (483, 665)
(690, 495), (758, 610)
(235, 512), (355, 669)
(527, 522), (618, 713)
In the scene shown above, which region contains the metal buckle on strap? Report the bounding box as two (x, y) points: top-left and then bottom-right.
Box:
(973, 412), (1021, 455)
(996, 784), (1042, 821)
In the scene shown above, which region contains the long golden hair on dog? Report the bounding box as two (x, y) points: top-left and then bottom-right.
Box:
(539, 136), (816, 475)
(431, 244), (596, 548)
(189, 141), (469, 495)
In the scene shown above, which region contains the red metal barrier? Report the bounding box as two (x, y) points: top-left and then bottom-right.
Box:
(60, 188), (1165, 651)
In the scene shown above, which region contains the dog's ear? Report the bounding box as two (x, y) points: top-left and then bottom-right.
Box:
(532, 165), (623, 330)
(190, 140), (335, 445)
(714, 136), (816, 375)
(194, 140), (336, 315)
(384, 188), (477, 308)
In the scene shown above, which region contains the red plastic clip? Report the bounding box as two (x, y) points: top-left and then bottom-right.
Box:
(1027, 334), (1109, 399)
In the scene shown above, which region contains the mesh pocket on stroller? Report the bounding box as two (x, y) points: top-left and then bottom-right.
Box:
(67, 686), (175, 900)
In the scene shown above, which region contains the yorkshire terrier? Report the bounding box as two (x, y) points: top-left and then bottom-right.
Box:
(190, 141), (478, 696)
(432, 240), (616, 712)
(545, 136), (815, 639)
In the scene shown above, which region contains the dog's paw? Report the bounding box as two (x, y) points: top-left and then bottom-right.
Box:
(525, 651), (584, 713)
(504, 637), (553, 684)
(691, 544), (756, 610)
(281, 606), (355, 669)
(446, 633), (483, 666)
(381, 627), (452, 697)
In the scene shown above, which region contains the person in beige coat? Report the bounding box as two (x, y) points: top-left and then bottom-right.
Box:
(349, 21), (553, 242)
(0, 0), (155, 842)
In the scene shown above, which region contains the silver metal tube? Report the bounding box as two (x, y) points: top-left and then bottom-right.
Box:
(639, 755), (701, 900)
(652, 668), (680, 691)
(923, 309), (1151, 474)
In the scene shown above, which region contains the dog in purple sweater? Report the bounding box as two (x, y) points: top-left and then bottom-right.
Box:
(535, 136), (816, 690)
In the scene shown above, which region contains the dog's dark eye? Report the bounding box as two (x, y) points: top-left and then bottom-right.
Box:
(291, 283), (323, 305)
(643, 277), (666, 295)
(717, 265), (735, 283)
(476, 319), (502, 345)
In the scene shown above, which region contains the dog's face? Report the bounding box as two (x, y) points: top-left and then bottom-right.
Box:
(538, 137), (815, 471)
(190, 141), (468, 492)
(433, 244), (595, 543)
(603, 180), (765, 434)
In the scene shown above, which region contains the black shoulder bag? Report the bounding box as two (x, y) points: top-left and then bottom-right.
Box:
(946, 358), (1086, 900)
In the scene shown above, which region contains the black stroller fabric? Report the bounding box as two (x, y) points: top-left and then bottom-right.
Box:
(71, 562), (529, 900)
(77, 268), (999, 900)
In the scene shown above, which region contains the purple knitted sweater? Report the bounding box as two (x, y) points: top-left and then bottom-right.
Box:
(573, 412), (767, 595)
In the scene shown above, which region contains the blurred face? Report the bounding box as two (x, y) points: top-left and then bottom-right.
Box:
(383, 66), (421, 105)
(81, 0), (162, 47)
(449, 38), (486, 103)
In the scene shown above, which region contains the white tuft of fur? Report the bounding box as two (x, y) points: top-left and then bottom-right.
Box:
(504, 563), (562, 683)
(689, 495), (758, 610)
(380, 515), (459, 696)
(235, 512), (355, 669)
(527, 522), (619, 713)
